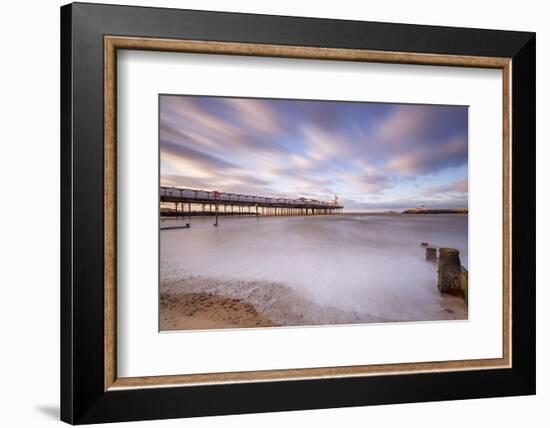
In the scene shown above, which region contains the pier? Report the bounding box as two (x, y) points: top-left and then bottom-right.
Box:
(160, 186), (344, 221)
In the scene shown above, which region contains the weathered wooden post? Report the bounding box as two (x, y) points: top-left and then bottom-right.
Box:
(426, 247), (437, 263)
(461, 267), (468, 304)
(438, 248), (462, 295)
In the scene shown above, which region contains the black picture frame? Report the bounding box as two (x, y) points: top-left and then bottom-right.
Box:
(61, 2), (535, 424)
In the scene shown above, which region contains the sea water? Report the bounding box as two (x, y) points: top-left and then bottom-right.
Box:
(160, 214), (468, 322)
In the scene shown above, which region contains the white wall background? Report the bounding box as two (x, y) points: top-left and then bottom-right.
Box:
(0, 0), (546, 426)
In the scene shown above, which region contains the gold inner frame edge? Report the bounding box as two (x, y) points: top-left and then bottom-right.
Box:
(104, 36), (512, 391)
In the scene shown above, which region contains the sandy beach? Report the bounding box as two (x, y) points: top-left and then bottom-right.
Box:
(160, 292), (276, 330)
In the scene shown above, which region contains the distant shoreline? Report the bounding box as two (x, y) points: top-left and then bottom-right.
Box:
(401, 208), (468, 215)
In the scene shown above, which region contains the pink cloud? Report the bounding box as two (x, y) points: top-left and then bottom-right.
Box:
(421, 178), (468, 197)
(387, 136), (467, 175)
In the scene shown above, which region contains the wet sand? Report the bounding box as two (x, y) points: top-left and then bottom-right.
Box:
(160, 292), (276, 331)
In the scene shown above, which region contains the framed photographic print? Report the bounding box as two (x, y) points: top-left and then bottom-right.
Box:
(61, 2), (536, 424)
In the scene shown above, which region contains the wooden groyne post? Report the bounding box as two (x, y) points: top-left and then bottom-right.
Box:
(426, 247), (437, 263)
(438, 248), (462, 296)
(461, 267), (468, 304)
(422, 243), (468, 302)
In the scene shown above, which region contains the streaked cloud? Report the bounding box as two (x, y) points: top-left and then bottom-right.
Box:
(224, 98), (282, 134)
(421, 178), (468, 197)
(387, 136), (467, 175)
(161, 139), (237, 171)
(160, 95), (468, 209)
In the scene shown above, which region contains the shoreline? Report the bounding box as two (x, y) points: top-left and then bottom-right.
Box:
(160, 275), (467, 331)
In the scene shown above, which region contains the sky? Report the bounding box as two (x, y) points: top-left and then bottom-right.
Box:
(160, 95), (468, 210)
